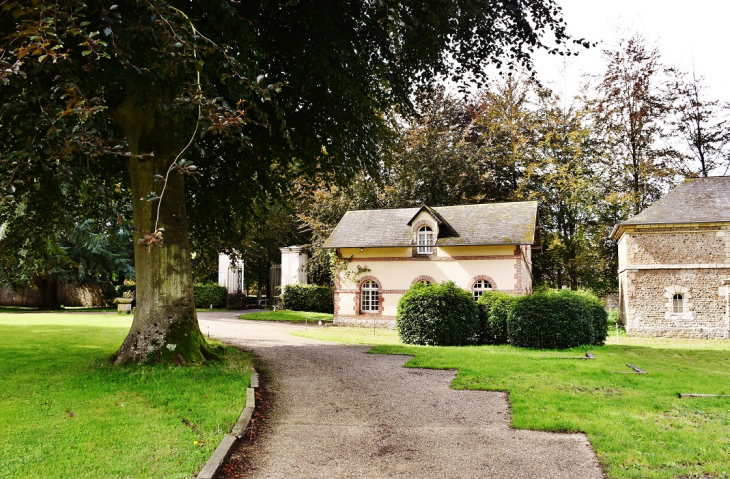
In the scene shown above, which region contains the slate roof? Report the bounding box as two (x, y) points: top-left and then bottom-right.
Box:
(324, 202), (539, 248)
(611, 177), (730, 238)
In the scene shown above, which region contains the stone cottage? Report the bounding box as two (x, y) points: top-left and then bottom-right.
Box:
(324, 202), (539, 327)
(611, 177), (730, 339)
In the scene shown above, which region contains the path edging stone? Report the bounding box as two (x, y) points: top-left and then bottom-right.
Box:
(195, 366), (259, 479)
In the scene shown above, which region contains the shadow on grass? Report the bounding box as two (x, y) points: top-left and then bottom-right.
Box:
(0, 316), (250, 479)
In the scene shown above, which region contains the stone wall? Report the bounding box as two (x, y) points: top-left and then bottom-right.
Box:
(0, 285), (42, 307)
(0, 283), (111, 308)
(619, 223), (730, 339)
(624, 268), (729, 339)
(627, 228), (726, 265)
(603, 293), (619, 309)
(333, 315), (397, 329)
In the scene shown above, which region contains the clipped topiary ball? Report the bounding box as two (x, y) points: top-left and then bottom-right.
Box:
(397, 281), (478, 346)
(574, 290), (609, 345)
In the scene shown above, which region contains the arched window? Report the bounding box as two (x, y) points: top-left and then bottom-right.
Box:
(472, 279), (492, 301)
(672, 293), (684, 314)
(361, 280), (379, 312)
(417, 226), (434, 254)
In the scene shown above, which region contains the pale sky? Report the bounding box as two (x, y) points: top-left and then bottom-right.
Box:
(532, 0), (730, 102)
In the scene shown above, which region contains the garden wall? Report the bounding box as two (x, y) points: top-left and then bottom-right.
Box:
(0, 283), (110, 307)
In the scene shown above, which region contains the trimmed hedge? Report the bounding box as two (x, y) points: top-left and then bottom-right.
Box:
(477, 291), (518, 345)
(193, 284), (228, 309)
(507, 289), (606, 349)
(397, 281), (478, 346)
(281, 284), (334, 314)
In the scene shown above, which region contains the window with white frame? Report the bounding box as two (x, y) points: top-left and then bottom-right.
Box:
(672, 294), (684, 314)
(417, 226), (434, 254)
(472, 279), (492, 301)
(361, 280), (379, 312)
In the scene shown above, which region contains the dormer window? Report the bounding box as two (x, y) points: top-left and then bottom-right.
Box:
(417, 226), (434, 254)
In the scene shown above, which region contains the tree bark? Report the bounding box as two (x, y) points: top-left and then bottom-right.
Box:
(110, 90), (217, 364)
(33, 275), (59, 310)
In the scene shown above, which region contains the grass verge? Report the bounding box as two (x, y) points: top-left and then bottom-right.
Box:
(0, 313), (250, 479)
(240, 310), (333, 323)
(297, 326), (730, 479)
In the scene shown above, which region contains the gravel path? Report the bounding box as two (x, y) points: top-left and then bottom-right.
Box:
(198, 312), (604, 479)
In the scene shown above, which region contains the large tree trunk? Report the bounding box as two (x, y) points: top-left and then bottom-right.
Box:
(111, 90), (216, 364)
(33, 275), (59, 310)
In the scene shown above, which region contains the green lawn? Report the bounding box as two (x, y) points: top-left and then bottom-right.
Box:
(240, 310), (333, 323)
(0, 306), (117, 313)
(0, 313), (250, 479)
(296, 327), (730, 479)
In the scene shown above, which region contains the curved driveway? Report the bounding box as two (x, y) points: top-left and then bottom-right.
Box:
(198, 312), (603, 479)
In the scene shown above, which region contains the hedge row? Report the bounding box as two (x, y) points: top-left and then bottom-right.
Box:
(477, 291), (517, 345)
(508, 289), (607, 349)
(396, 281), (478, 346)
(398, 283), (608, 349)
(281, 284), (334, 313)
(193, 284), (228, 309)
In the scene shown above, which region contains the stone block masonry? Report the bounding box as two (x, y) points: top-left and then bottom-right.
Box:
(619, 224), (730, 339)
(624, 268), (729, 339)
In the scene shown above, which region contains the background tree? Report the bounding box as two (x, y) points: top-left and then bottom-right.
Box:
(664, 69), (730, 177)
(0, 178), (133, 309)
(593, 33), (673, 215)
(1, 0), (582, 363)
(521, 88), (612, 292)
(471, 77), (540, 200)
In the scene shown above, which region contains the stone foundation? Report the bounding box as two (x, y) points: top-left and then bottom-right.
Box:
(334, 315), (397, 329)
(628, 326), (727, 340)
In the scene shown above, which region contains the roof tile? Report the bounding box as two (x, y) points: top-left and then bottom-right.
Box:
(324, 202), (539, 248)
(619, 177), (730, 227)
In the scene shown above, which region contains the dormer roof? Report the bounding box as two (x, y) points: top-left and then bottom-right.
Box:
(406, 205), (445, 226)
(324, 201), (539, 248)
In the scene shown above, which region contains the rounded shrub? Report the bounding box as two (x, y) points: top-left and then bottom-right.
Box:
(575, 290), (609, 345)
(397, 281), (478, 346)
(507, 289), (594, 349)
(477, 291), (517, 345)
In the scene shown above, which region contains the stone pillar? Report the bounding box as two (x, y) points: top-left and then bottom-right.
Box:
(218, 254), (230, 288)
(218, 254), (244, 293)
(280, 246), (308, 289)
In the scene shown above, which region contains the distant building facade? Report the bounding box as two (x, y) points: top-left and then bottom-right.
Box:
(324, 202), (540, 328)
(611, 177), (730, 339)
